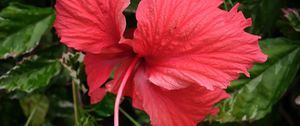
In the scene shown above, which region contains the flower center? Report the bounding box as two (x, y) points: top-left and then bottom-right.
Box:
(114, 55), (141, 126)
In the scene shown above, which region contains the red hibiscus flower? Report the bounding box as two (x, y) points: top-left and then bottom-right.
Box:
(54, 0), (267, 126)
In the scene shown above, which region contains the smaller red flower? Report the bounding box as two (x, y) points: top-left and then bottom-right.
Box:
(54, 0), (267, 126)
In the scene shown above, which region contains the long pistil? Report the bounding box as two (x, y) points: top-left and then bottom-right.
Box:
(114, 55), (141, 126)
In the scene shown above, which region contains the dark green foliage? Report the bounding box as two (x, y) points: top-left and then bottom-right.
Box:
(0, 3), (55, 59)
(210, 38), (300, 122)
(92, 93), (116, 117)
(20, 94), (50, 126)
(0, 58), (61, 93)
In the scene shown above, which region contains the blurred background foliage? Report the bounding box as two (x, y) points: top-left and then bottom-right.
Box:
(0, 0), (300, 126)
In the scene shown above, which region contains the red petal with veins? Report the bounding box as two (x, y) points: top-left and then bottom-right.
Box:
(128, 0), (267, 90)
(132, 67), (229, 126)
(54, 0), (130, 54)
(105, 56), (135, 96)
(90, 88), (107, 104)
(84, 53), (129, 104)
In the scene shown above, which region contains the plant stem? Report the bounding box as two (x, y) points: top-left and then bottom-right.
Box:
(72, 80), (79, 125)
(120, 108), (141, 126)
(24, 107), (37, 126)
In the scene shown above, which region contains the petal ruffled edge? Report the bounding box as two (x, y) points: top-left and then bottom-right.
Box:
(132, 66), (230, 126)
(129, 0), (267, 90)
(54, 0), (130, 54)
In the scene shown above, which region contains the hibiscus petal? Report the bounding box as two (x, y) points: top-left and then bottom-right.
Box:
(130, 0), (267, 90)
(54, 0), (130, 53)
(132, 67), (229, 126)
(90, 88), (107, 104)
(84, 53), (128, 103)
(105, 57), (135, 96)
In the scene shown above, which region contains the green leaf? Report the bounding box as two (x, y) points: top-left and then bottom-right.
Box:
(125, 0), (140, 13)
(0, 58), (16, 76)
(211, 38), (300, 122)
(61, 52), (87, 93)
(20, 94), (49, 126)
(283, 9), (300, 32)
(92, 93), (115, 117)
(237, 0), (284, 36)
(0, 58), (61, 93)
(79, 110), (97, 126)
(0, 3), (55, 59)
